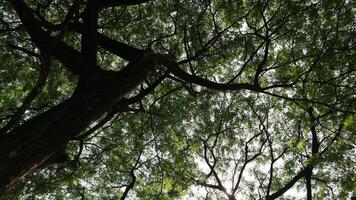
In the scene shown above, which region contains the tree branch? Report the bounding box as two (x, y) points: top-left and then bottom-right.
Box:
(0, 53), (50, 134)
(8, 0), (100, 77)
(81, 0), (99, 66)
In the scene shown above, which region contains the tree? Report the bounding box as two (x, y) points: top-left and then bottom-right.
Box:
(0, 0), (355, 199)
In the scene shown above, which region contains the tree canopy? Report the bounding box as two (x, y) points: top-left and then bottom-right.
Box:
(0, 0), (355, 199)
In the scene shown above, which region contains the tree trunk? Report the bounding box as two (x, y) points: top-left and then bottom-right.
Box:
(305, 169), (313, 200)
(0, 56), (155, 194)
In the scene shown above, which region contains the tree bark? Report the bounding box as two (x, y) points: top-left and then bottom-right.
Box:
(0, 52), (156, 195)
(0, 0), (160, 194)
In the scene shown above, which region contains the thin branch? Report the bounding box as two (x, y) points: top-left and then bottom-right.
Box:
(0, 53), (50, 134)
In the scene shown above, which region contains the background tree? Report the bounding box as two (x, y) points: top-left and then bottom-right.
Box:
(0, 0), (355, 199)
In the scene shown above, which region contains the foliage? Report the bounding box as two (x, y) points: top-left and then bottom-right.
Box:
(0, 0), (355, 199)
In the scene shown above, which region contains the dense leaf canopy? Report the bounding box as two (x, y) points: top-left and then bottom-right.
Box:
(0, 0), (355, 199)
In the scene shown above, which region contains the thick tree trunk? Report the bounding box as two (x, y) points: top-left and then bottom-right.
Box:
(0, 89), (104, 194)
(0, 55), (155, 195)
(0, 0), (160, 196)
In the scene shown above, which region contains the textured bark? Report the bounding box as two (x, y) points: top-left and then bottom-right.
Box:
(0, 52), (156, 195)
(0, 1), (158, 194)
